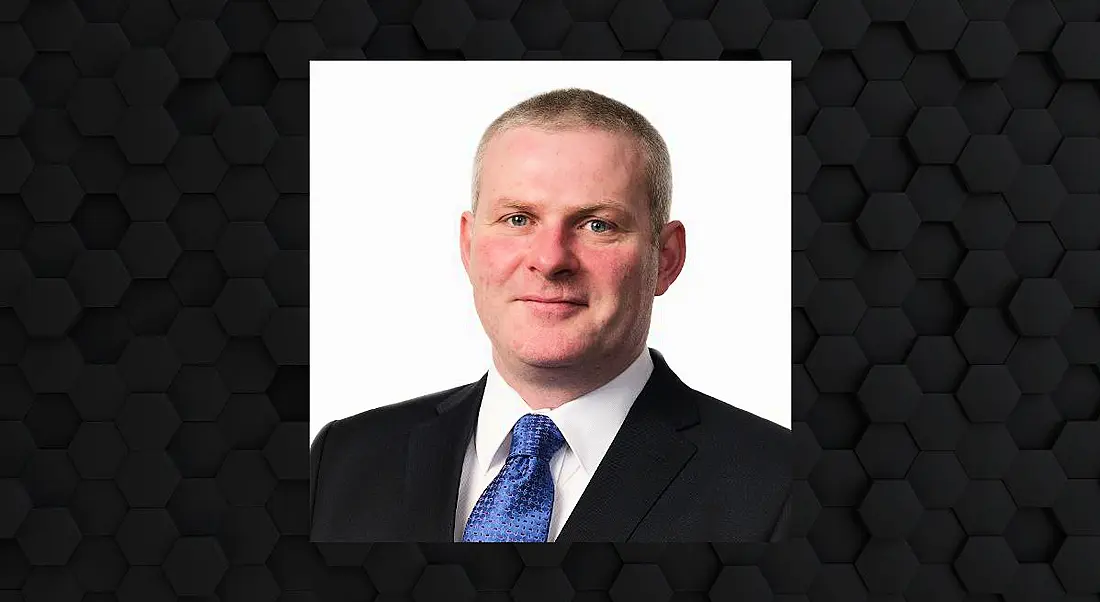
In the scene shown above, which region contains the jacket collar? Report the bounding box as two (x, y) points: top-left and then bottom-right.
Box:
(404, 348), (699, 541)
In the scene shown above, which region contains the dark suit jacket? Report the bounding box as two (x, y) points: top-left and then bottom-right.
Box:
(310, 348), (791, 542)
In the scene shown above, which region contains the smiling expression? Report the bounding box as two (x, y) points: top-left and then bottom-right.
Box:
(460, 125), (681, 371)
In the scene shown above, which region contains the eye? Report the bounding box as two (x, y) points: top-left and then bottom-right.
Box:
(586, 219), (615, 233)
(506, 214), (529, 227)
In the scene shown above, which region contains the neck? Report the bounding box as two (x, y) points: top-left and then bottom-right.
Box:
(492, 344), (646, 411)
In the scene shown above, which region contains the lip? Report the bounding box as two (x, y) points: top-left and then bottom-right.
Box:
(517, 297), (587, 305)
(518, 298), (586, 318)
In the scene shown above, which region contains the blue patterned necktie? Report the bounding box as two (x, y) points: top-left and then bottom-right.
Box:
(462, 413), (566, 542)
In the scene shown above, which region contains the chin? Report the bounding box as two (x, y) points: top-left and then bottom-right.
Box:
(509, 338), (591, 368)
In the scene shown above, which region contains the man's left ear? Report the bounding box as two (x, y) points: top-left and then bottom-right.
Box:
(654, 220), (686, 297)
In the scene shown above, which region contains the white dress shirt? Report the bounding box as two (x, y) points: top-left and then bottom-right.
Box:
(453, 347), (655, 542)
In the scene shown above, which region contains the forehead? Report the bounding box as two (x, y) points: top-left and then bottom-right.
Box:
(483, 126), (644, 178)
(479, 126), (646, 206)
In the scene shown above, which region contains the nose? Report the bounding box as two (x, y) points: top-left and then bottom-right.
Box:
(527, 222), (579, 279)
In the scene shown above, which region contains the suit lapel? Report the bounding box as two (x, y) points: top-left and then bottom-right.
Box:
(405, 376), (485, 541)
(557, 349), (699, 542)
(403, 349), (698, 542)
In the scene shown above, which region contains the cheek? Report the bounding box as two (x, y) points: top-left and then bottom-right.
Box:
(471, 238), (519, 290)
(587, 251), (645, 301)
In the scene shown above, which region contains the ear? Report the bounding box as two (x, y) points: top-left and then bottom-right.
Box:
(654, 220), (686, 297)
(459, 210), (474, 277)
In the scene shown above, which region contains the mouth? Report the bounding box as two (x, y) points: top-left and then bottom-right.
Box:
(517, 297), (587, 317)
(517, 297), (587, 306)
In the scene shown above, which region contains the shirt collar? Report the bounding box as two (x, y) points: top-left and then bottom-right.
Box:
(475, 347), (654, 476)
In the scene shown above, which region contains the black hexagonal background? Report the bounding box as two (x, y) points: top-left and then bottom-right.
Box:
(3, 1), (1097, 600)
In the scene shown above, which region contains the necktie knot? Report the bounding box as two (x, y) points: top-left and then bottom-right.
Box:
(508, 414), (565, 462)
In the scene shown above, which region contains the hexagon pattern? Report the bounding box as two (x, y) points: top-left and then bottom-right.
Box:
(2, 1), (1097, 601)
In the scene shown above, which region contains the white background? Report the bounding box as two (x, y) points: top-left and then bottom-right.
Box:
(311, 61), (791, 443)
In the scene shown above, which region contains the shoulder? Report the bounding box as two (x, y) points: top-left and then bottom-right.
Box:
(682, 386), (791, 469)
(649, 349), (789, 453)
(312, 381), (477, 452)
(693, 389), (790, 443)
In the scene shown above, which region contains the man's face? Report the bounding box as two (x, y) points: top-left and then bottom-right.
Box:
(460, 126), (682, 371)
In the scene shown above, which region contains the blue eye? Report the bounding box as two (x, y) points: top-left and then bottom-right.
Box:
(503, 215), (615, 233)
(587, 219), (614, 233)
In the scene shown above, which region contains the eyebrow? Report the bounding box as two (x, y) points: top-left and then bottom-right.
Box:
(493, 198), (632, 218)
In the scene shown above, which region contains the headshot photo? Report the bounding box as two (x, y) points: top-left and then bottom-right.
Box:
(310, 62), (791, 542)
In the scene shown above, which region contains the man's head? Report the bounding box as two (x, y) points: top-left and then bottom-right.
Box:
(459, 88), (686, 374)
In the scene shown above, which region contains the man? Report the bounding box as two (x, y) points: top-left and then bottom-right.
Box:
(310, 88), (790, 542)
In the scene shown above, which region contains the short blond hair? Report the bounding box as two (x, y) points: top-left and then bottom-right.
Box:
(471, 88), (672, 247)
